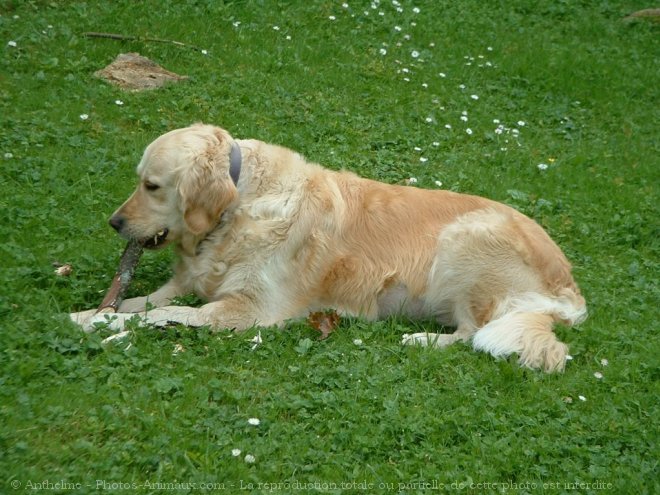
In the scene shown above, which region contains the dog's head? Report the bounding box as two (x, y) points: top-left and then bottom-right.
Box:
(109, 124), (239, 250)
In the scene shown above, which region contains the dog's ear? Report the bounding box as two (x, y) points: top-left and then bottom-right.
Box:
(178, 133), (238, 236)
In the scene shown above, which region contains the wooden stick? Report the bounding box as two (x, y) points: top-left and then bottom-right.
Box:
(96, 241), (144, 314)
(83, 32), (202, 51)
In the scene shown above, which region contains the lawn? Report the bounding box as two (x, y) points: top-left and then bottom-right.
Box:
(1, 1), (658, 493)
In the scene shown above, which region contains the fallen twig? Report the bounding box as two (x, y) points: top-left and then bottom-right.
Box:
(83, 31), (202, 51)
(623, 8), (660, 22)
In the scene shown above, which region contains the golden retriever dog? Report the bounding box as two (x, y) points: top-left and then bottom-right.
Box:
(71, 123), (586, 372)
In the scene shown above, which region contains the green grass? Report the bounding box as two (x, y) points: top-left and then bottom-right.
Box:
(1, 1), (658, 493)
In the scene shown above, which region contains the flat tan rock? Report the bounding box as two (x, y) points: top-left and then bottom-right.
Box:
(94, 52), (187, 91)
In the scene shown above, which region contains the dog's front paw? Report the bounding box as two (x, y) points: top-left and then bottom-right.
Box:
(83, 312), (138, 333)
(402, 333), (423, 346)
(70, 308), (100, 333)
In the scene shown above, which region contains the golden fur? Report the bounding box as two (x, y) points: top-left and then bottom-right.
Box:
(72, 124), (586, 372)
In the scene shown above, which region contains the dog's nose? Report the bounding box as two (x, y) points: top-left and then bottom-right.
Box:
(109, 215), (125, 232)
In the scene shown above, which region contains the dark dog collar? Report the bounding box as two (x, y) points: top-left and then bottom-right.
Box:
(229, 141), (242, 185)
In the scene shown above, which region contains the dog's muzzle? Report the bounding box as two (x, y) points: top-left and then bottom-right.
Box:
(109, 215), (169, 249)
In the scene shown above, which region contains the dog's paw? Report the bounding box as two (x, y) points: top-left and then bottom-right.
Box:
(401, 333), (428, 346)
(84, 312), (139, 333)
(70, 309), (144, 333)
(70, 309), (100, 333)
(402, 332), (452, 348)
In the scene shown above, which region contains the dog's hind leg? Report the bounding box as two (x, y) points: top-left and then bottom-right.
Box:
(472, 291), (586, 372)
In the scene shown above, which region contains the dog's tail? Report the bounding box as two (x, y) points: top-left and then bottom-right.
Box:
(471, 290), (587, 372)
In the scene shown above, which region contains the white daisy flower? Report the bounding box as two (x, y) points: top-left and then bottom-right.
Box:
(412, 7), (420, 14)
(79, 114), (89, 120)
(232, 21), (241, 27)
(438, 72), (446, 78)
(115, 100), (124, 106)
(466, 128), (473, 135)
(470, 94), (479, 100)
(342, 3), (349, 8)
(7, 40), (17, 47)
(244, 454), (256, 464)
(434, 180), (443, 187)
(425, 117), (433, 123)
(407, 177), (418, 184)
(432, 141), (440, 147)
(394, 25), (402, 32)
(273, 25), (280, 30)
(537, 163), (548, 171)
(247, 418), (260, 426)
(201, 49), (208, 55)
(444, 124), (452, 129)
(4, 152), (13, 159)
(459, 84), (466, 89)
(231, 449), (242, 457)
(413, 146), (422, 152)
(517, 120), (526, 126)
(419, 157), (428, 163)
(487, 46), (493, 51)
(353, 339), (363, 345)
(328, 15), (336, 20)
(594, 372), (603, 379)
(578, 395), (586, 402)
(600, 358), (609, 366)
(421, 83), (428, 88)
(379, 48), (387, 55)
(460, 115), (468, 122)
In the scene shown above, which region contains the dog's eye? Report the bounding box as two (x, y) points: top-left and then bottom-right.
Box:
(144, 181), (160, 191)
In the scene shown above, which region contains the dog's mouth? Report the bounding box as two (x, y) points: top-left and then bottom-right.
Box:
(141, 229), (169, 249)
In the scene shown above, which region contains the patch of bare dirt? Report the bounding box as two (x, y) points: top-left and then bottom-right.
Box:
(94, 52), (187, 91)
